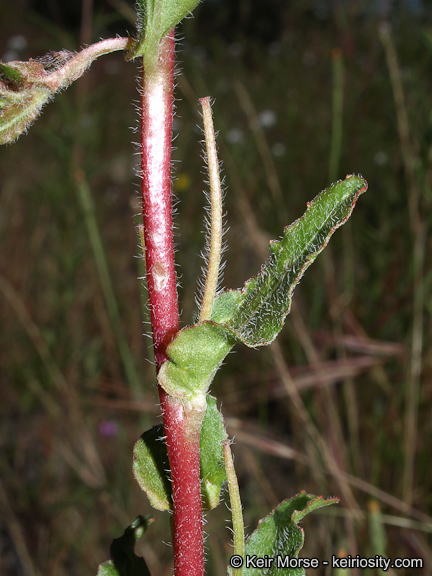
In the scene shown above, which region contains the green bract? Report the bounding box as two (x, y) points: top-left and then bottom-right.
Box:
(133, 0), (201, 66)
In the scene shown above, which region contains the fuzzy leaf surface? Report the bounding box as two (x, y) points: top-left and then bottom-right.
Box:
(133, 424), (171, 511)
(214, 174), (368, 347)
(158, 322), (235, 401)
(159, 175), (367, 403)
(0, 60), (54, 144)
(1, 39), (132, 144)
(133, 0), (201, 64)
(228, 493), (338, 576)
(133, 395), (227, 511)
(97, 516), (154, 576)
(199, 395), (228, 509)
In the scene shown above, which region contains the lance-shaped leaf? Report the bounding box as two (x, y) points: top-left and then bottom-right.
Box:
(215, 173), (368, 347)
(133, 395), (227, 511)
(97, 516), (154, 576)
(1, 38), (133, 144)
(227, 493), (338, 576)
(158, 175), (367, 402)
(133, 0), (201, 65)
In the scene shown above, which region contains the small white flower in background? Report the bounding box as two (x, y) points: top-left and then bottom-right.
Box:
(374, 151), (388, 166)
(3, 35), (28, 62)
(272, 143), (286, 157)
(8, 35), (27, 51)
(228, 42), (243, 57)
(258, 109), (277, 128)
(225, 128), (244, 144)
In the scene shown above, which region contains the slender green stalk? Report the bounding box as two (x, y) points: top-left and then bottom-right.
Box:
(367, 500), (388, 564)
(199, 96), (223, 322)
(329, 48), (344, 184)
(223, 441), (245, 576)
(233, 79), (286, 222)
(379, 23), (424, 507)
(75, 170), (142, 394)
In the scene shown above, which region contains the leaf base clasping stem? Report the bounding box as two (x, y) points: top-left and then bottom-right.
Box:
(140, 31), (204, 576)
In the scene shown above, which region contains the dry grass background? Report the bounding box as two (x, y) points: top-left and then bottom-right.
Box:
(1, 1), (432, 575)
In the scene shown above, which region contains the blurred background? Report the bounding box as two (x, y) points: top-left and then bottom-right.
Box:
(1, 0), (432, 574)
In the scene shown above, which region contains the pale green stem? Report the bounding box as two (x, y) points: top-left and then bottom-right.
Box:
(199, 96), (223, 322)
(223, 441), (245, 576)
(75, 170), (142, 395)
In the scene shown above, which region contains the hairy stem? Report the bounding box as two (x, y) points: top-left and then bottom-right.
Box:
(44, 37), (135, 91)
(141, 32), (204, 576)
(141, 32), (179, 366)
(223, 441), (245, 576)
(199, 96), (223, 322)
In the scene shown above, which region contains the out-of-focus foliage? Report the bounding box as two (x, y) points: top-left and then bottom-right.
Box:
(0, 1), (431, 575)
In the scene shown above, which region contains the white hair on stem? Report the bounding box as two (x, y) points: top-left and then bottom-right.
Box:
(198, 96), (224, 323)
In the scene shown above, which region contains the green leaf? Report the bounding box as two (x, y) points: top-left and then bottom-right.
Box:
(1, 60), (53, 144)
(228, 493), (338, 576)
(133, 0), (201, 65)
(1, 39), (132, 144)
(158, 175), (367, 403)
(214, 174), (368, 347)
(133, 395), (227, 511)
(133, 424), (172, 511)
(158, 322), (235, 401)
(200, 395), (228, 509)
(97, 516), (154, 576)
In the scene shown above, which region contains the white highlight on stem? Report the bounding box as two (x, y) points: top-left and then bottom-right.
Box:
(223, 441), (245, 576)
(199, 96), (223, 323)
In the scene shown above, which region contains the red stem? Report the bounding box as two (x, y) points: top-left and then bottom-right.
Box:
(141, 31), (204, 576)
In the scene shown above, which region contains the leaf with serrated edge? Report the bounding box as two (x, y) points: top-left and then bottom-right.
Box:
(133, 395), (227, 511)
(159, 175), (367, 403)
(97, 516), (154, 576)
(227, 493), (338, 576)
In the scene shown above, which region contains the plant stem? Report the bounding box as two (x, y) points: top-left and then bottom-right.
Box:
(44, 37), (135, 91)
(141, 32), (179, 367)
(223, 441), (245, 576)
(140, 31), (204, 576)
(199, 96), (223, 323)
